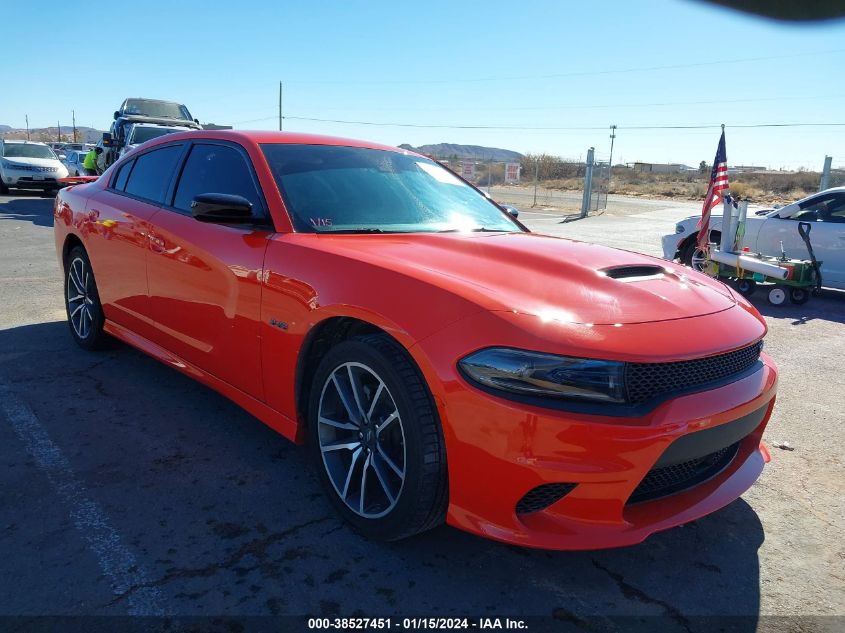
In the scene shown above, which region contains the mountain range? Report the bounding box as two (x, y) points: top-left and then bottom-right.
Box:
(0, 125), (104, 143)
(397, 143), (523, 162)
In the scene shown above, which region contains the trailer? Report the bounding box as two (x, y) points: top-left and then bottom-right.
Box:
(705, 198), (822, 306)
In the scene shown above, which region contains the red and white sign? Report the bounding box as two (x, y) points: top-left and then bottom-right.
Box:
(505, 163), (521, 183)
(461, 160), (475, 180)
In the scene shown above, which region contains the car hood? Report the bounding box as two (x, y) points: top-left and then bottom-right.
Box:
(307, 232), (737, 325)
(2, 156), (62, 168)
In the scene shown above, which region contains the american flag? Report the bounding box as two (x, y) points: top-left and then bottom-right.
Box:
(696, 131), (729, 250)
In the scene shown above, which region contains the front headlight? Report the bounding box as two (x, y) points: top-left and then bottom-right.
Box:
(2, 160), (26, 171)
(675, 223), (685, 234)
(459, 348), (626, 403)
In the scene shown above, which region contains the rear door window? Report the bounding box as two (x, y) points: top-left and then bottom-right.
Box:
(123, 145), (182, 204)
(112, 158), (134, 191)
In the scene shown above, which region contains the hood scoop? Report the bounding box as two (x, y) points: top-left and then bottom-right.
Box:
(602, 264), (667, 281)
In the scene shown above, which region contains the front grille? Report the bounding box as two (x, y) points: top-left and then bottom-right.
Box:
(625, 341), (762, 405)
(6, 164), (58, 173)
(628, 442), (739, 504)
(516, 483), (577, 514)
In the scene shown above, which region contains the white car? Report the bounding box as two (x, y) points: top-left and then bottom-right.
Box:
(662, 187), (845, 290)
(61, 150), (89, 176)
(0, 140), (69, 194)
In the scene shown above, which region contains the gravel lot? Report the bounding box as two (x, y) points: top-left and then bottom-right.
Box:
(0, 191), (842, 630)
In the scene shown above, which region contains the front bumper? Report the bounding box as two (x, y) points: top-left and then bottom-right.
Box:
(412, 310), (777, 550)
(3, 169), (66, 190)
(661, 232), (685, 260)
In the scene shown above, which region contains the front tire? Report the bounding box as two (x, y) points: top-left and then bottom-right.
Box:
(307, 334), (448, 541)
(681, 231), (720, 271)
(735, 279), (757, 297)
(64, 246), (109, 350)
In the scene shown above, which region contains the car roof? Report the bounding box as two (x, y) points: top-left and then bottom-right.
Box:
(137, 129), (415, 155)
(124, 97), (185, 106)
(813, 186), (845, 197)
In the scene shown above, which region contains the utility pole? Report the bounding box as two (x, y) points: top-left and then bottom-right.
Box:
(532, 157), (539, 207)
(607, 124), (617, 198)
(279, 81), (283, 131)
(72, 110), (78, 143)
(487, 157), (493, 193)
(25, 115), (30, 140)
(57, 120), (61, 142)
(608, 125), (617, 170)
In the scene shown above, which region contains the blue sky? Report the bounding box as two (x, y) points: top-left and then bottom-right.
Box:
(4, 1), (845, 168)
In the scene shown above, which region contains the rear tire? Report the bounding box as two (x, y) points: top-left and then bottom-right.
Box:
(64, 246), (109, 350)
(789, 287), (810, 305)
(0, 181), (8, 195)
(307, 333), (448, 541)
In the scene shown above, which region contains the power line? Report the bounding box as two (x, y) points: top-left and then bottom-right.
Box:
(306, 93), (845, 113)
(278, 116), (845, 131)
(283, 48), (845, 85)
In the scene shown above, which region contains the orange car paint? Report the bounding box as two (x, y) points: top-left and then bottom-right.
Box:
(54, 130), (777, 549)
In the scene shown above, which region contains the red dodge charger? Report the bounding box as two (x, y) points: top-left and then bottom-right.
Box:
(54, 131), (777, 549)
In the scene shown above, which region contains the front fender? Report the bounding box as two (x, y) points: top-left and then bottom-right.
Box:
(258, 234), (483, 426)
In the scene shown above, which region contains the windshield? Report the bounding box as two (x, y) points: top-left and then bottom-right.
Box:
(2, 144), (57, 160)
(130, 126), (181, 145)
(261, 144), (522, 234)
(123, 99), (192, 121)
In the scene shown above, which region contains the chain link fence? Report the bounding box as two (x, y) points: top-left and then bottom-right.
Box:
(828, 168), (845, 188)
(428, 153), (604, 215)
(590, 161), (610, 212)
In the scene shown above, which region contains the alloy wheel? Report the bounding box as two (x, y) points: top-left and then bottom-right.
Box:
(317, 362), (406, 519)
(690, 247), (707, 271)
(67, 256), (95, 340)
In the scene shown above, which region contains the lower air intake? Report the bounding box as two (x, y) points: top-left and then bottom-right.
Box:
(628, 442), (740, 504)
(516, 483), (577, 514)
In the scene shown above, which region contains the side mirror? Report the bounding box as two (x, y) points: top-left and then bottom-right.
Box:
(114, 111), (120, 120)
(500, 203), (519, 218)
(191, 193), (254, 223)
(102, 133), (113, 147)
(776, 202), (800, 218)
(58, 153), (67, 160)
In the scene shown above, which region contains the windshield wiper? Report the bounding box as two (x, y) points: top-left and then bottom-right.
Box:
(436, 227), (510, 233)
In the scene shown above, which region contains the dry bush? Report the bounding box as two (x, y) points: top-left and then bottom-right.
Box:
(728, 182), (753, 199)
(532, 161), (820, 203)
